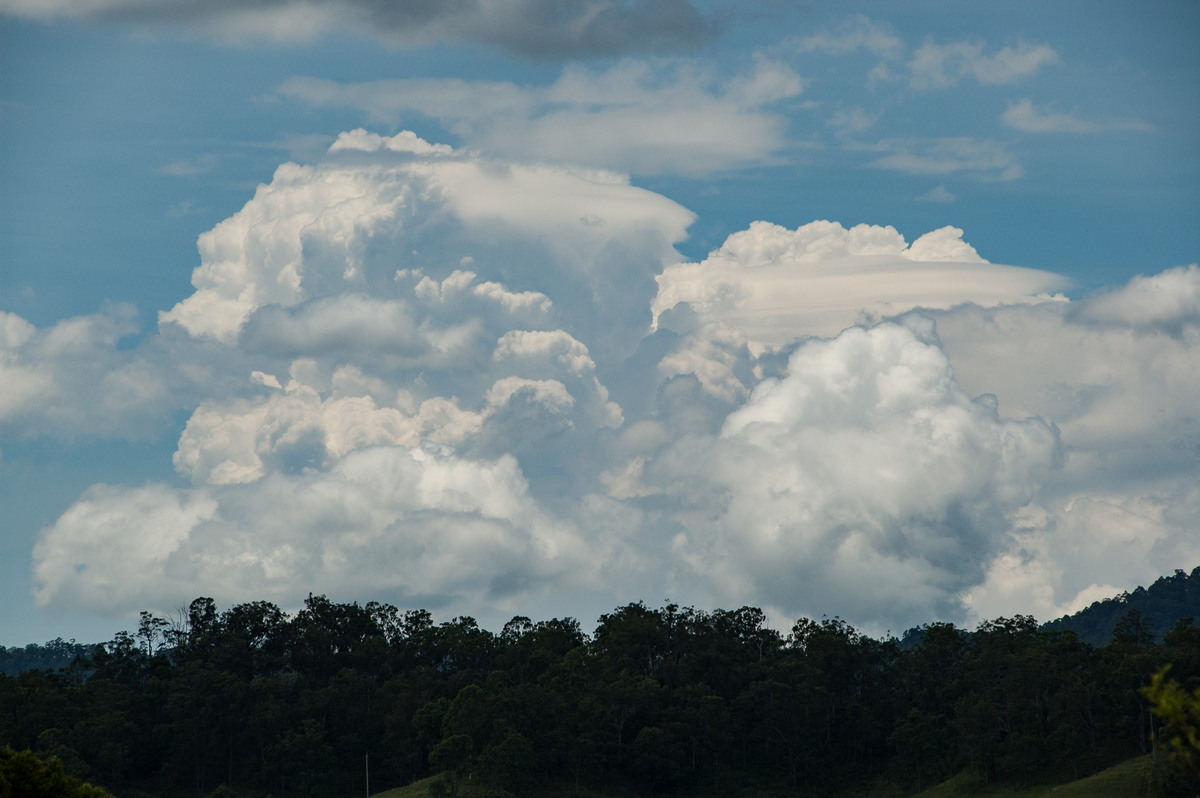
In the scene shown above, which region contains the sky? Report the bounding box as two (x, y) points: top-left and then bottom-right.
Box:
(1, 0), (1198, 646)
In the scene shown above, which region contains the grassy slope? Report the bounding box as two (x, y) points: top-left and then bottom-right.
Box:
(371, 756), (1160, 798)
(912, 755), (1156, 798)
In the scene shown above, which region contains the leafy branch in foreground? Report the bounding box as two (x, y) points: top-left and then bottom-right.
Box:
(1144, 665), (1200, 781)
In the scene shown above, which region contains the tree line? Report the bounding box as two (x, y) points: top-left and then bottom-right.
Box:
(1, 588), (1198, 797)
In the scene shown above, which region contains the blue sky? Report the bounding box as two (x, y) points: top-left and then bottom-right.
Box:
(1, 0), (1198, 646)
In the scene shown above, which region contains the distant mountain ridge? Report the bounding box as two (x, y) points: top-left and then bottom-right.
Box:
(0, 637), (96, 677)
(1042, 565), (1200, 646)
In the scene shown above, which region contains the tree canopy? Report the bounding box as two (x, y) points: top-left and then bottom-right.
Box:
(1, 586), (1198, 797)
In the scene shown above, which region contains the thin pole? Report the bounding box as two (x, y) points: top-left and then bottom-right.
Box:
(365, 753), (370, 797)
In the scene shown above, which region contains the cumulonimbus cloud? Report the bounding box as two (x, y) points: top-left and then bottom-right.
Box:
(22, 128), (1200, 635)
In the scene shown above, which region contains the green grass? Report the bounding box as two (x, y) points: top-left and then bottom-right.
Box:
(912, 755), (1156, 798)
(371, 756), (1161, 798)
(371, 773), (629, 798)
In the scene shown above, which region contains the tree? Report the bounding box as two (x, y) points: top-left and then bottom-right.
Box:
(477, 729), (536, 792)
(136, 611), (170, 657)
(1143, 665), (1200, 783)
(0, 746), (114, 797)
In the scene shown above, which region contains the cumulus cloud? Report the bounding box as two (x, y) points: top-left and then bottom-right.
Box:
(0, 0), (719, 58)
(639, 318), (1061, 628)
(925, 274), (1200, 621)
(279, 57), (804, 176)
(160, 129), (693, 358)
(0, 305), (181, 439)
(652, 220), (1064, 345)
(908, 38), (1058, 88)
(1074, 264), (1200, 332)
(34, 446), (598, 615)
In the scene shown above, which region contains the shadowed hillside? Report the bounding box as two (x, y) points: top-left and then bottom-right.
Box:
(1043, 567), (1200, 646)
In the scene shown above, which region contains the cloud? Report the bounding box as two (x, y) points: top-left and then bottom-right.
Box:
(1073, 264), (1200, 332)
(652, 220), (1065, 345)
(1002, 98), (1155, 134)
(827, 107), (879, 134)
(909, 38), (1058, 89)
(21, 126), (1200, 636)
(159, 129), (694, 359)
(867, 138), (1024, 180)
(156, 155), (218, 177)
(794, 14), (902, 57)
(0, 0), (719, 58)
(916, 184), (956, 203)
(925, 277), (1200, 622)
(0, 305), (180, 439)
(932, 278), (1200, 482)
(34, 446), (598, 615)
(640, 318), (1062, 629)
(279, 57), (804, 176)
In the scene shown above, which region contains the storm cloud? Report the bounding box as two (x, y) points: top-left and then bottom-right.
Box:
(9, 130), (1192, 633)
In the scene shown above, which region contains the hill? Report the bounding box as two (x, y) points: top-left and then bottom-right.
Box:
(0, 638), (96, 676)
(1043, 566), (1200, 646)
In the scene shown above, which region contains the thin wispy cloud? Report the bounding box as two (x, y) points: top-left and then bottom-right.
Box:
(279, 58), (805, 176)
(1002, 98), (1154, 133)
(866, 137), (1024, 180)
(908, 38), (1059, 88)
(794, 14), (902, 56)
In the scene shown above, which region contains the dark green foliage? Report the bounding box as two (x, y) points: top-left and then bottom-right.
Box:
(0, 638), (96, 677)
(1044, 566), (1200, 645)
(2, 571), (1198, 797)
(0, 746), (114, 797)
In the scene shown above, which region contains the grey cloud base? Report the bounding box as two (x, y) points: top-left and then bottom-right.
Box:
(15, 130), (1200, 635)
(6, 0), (719, 57)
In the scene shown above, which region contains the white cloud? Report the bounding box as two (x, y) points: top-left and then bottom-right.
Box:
(652, 220), (1064, 345)
(909, 39), (1058, 89)
(0, 0), (719, 58)
(0, 306), (179, 439)
(279, 58), (804, 177)
(1002, 98), (1155, 134)
(795, 14), (902, 57)
(172, 366), (485, 486)
(34, 446), (598, 616)
(1074, 264), (1200, 332)
(641, 318), (1062, 630)
(827, 106), (879, 134)
(157, 155), (218, 177)
(19, 124), (1200, 637)
(916, 184), (956, 203)
(160, 129), (693, 358)
(925, 278), (1200, 623)
(1002, 99), (1097, 133)
(867, 138), (1024, 180)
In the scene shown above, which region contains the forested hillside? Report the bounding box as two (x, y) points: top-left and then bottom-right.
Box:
(1043, 566), (1200, 646)
(0, 638), (96, 677)
(2, 590), (1198, 798)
